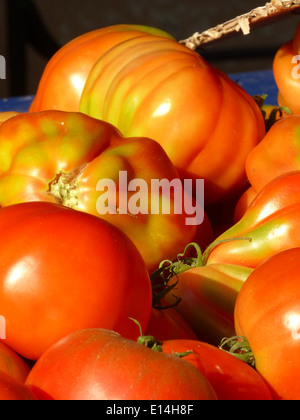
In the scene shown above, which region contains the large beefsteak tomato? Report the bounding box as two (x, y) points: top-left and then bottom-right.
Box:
(30, 24), (173, 113)
(79, 31), (265, 204)
(235, 247), (300, 400)
(0, 202), (152, 360)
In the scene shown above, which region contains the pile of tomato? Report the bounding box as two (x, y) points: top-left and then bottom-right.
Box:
(0, 22), (300, 401)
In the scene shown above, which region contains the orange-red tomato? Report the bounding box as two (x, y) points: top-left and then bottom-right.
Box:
(30, 24), (173, 113)
(162, 339), (273, 400)
(0, 372), (37, 401)
(246, 115), (300, 194)
(273, 23), (300, 114)
(0, 202), (152, 361)
(0, 341), (30, 383)
(26, 328), (217, 400)
(235, 247), (300, 400)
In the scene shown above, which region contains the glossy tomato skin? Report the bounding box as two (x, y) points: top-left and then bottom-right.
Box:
(246, 116), (300, 194)
(273, 23), (300, 115)
(206, 171), (300, 269)
(0, 110), (200, 272)
(0, 202), (152, 361)
(0, 371), (37, 401)
(30, 24), (174, 113)
(235, 247), (300, 400)
(26, 328), (217, 400)
(0, 341), (30, 383)
(79, 32), (265, 204)
(162, 339), (273, 400)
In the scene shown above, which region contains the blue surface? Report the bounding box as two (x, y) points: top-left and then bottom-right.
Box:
(0, 69), (279, 112)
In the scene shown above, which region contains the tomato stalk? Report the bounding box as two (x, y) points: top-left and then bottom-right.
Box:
(219, 336), (256, 368)
(48, 165), (87, 208)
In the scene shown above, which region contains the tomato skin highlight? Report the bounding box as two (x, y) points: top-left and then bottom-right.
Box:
(25, 328), (217, 400)
(0, 202), (152, 361)
(235, 247), (300, 400)
(162, 339), (274, 400)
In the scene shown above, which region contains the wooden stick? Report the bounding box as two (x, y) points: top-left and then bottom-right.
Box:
(180, 0), (300, 50)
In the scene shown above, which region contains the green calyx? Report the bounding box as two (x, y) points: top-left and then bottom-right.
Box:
(130, 318), (192, 358)
(219, 336), (256, 368)
(150, 238), (252, 310)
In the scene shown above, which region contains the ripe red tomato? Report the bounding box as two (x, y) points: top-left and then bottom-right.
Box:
(0, 371), (37, 400)
(25, 328), (217, 400)
(234, 247), (300, 400)
(162, 339), (273, 400)
(0, 202), (152, 361)
(0, 341), (30, 383)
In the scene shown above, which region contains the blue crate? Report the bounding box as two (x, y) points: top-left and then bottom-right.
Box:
(0, 69), (279, 112)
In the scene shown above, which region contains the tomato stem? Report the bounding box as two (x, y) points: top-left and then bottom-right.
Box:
(219, 336), (256, 368)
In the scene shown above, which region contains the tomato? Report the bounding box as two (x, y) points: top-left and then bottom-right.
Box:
(162, 339), (273, 400)
(25, 328), (217, 400)
(233, 185), (257, 222)
(205, 171), (300, 269)
(0, 341), (30, 383)
(0, 112), (19, 126)
(145, 303), (198, 341)
(0, 201), (152, 361)
(163, 261), (253, 345)
(0, 371), (37, 401)
(0, 110), (200, 272)
(234, 247), (300, 400)
(273, 23), (300, 115)
(246, 115), (300, 194)
(30, 24), (174, 113)
(78, 31), (265, 204)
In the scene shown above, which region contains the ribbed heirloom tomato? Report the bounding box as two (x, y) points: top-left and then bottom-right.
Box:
(30, 24), (174, 113)
(31, 24), (265, 204)
(0, 202), (152, 361)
